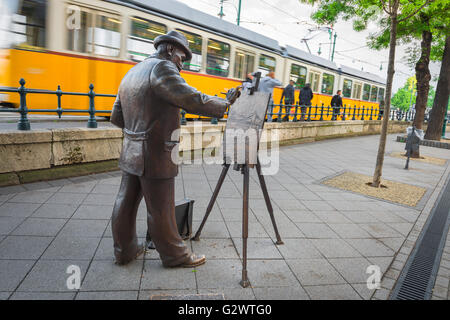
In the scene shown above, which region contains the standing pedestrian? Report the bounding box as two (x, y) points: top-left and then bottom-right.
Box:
(331, 90), (343, 120)
(280, 80), (295, 121)
(298, 83), (314, 120)
(258, 70), (282, 99)
(258, 70), (281, 120)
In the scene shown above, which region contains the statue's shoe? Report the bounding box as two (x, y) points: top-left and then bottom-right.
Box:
(166, 254), (206, 268)
(181, 254), (206, 268)
(115, 243), (145, 266)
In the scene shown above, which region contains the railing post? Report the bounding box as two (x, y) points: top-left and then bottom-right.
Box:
(342, 104), (346, 121)
(391, 110), (395, 120)
(293, 103), (298, 122)
(307, 105), (312, 121)
(56, 85), (63, 119)
(331, 104), (336, 121)
(180, 109), (187, 125)
(87, 84), (97, 128)
(370, 106), (373, 120)
(267, 102), (273, 122)
(319, 103), (324, 121)
(352, 105), (356, 120)
(277, 103), (282, 123)
(17, 78), (30, 131)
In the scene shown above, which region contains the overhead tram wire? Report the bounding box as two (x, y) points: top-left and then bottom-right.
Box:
(259, 0), (316, 27)
(335, 45), (368, 53)
(187, 0), (388, 69)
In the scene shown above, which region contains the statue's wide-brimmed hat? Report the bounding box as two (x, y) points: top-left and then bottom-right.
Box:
(154, 30), (192, 61)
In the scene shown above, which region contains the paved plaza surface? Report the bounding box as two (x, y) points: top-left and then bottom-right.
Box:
(0, 134), (449, 300)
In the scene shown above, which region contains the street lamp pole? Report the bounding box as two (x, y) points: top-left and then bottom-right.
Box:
(218, 0), (225, 19)
(331, 33), (337, 62)
(237, 0), (242, 25)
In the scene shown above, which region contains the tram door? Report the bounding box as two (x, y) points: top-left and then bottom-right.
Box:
(234, 50), (255, 80)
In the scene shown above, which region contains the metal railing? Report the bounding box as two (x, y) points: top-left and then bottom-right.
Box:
(0, 79), (116, 130)
(1, 79), (418, 130)
(261, 102), (418, 123)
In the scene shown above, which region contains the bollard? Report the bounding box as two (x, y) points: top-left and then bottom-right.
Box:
(180, 109), (187, 125)
(442, 116), (448, 138)
(56, 85), (63, 119)
(17, 78), (31, 131)
(87, 84), (97, 128)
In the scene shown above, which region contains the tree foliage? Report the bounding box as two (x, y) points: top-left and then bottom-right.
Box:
(391, 77), (417, 110)
(368, 0), (450, 62)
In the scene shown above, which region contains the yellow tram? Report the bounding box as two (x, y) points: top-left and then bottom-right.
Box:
(0, 0), (386, 120)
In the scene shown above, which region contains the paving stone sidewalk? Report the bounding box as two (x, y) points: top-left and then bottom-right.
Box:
(0, 134), (449, 300)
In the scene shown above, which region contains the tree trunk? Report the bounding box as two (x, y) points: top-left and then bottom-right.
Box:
(411, 29), (432, 157)
(372, 13), (398, 188)
(425, 35), (450, 140)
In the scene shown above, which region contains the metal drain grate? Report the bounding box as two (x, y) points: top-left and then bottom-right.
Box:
(390, 173), (450, 300)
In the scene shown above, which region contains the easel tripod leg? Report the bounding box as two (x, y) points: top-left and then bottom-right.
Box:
(192, 164), (230, 241)
(256, 160), (284, 245)
(240, 165), (250, 288)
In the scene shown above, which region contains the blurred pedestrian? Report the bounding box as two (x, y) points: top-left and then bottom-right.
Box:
(258, 70), (282, 100)
(298, 83), (313, 120)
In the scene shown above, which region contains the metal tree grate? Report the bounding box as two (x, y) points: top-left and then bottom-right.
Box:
(390, 173), (450, 300)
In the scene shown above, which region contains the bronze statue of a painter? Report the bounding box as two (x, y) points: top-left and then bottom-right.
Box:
(110, 31), (235, 267)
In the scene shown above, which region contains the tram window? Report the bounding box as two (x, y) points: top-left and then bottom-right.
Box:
(378, 87), (385, 102)
(352, 82), (362, 99)
(177, 29), (202, 72)
(128, 17), (166, 61)
(10, 0), (46, 49)
(321, 73), (335, 95)
(91, 15), (121, 57)
(206, 39), (230, 77)
(234, 51), (255, 79)
(370, 86), (378, 102)
(343, 79), (352, 98)
(67, 11), (91, 53)
(290, 64), (307, 89)
(258, 54), (276, 76)
(309, 71), (320, 92)
(362, 83), (371, 101)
